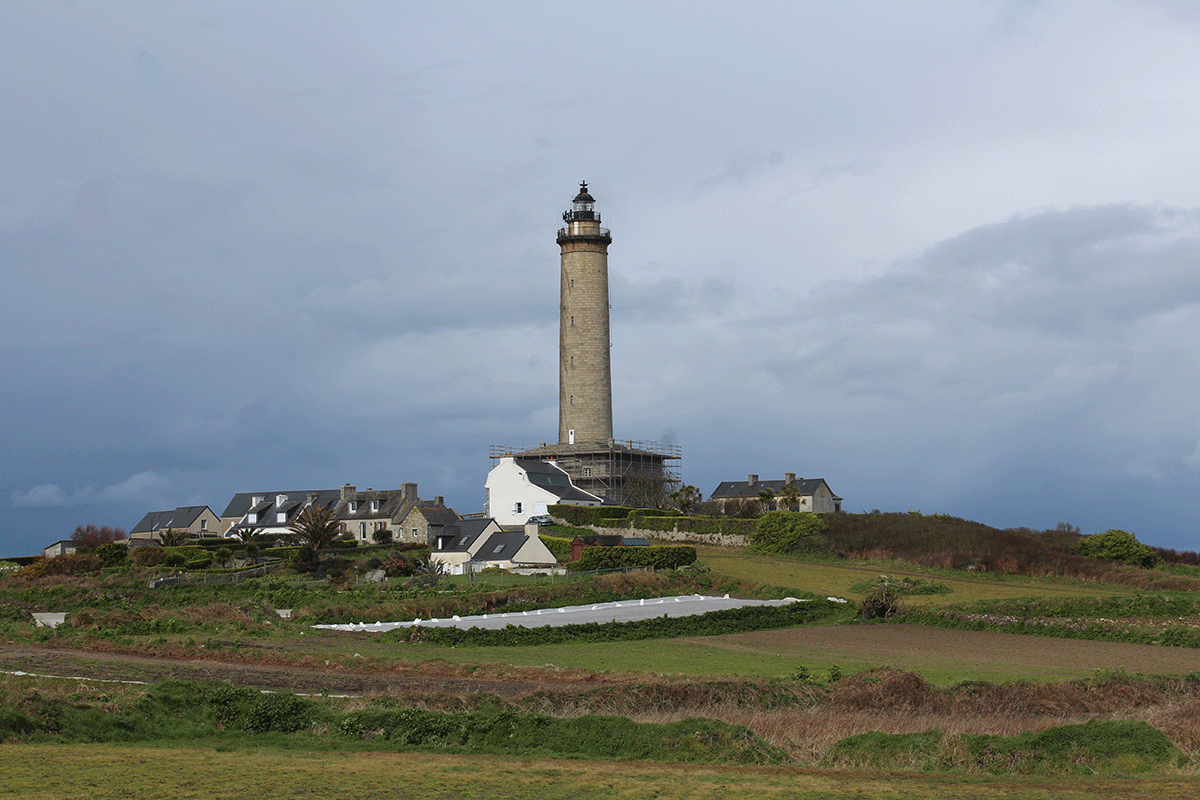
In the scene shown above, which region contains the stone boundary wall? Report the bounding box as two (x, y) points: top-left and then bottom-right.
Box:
(578, 522), (748, 549)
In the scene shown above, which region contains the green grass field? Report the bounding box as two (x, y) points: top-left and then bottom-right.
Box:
(3, 743), (1197, 800)
(695, 546), (1141, 606)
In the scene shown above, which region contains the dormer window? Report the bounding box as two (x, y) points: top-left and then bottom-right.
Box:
(370, 499), (380, 513)
(276, 511), (286, 524)
(247, 512), (257, 525)
(276, 494), (287, 506)
(348, 501), (358, 513)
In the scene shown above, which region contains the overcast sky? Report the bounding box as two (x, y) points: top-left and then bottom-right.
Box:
(4, 1), (1200, 556)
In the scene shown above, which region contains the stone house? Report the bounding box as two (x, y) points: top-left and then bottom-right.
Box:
(710, 473), (842, 513)
(129, 506), (221, 542)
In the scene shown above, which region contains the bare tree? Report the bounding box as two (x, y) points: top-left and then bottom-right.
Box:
(71, 524), (127, 549)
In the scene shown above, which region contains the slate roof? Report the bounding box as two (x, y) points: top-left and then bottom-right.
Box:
(710, 477), (841, 500)
(130, 506), (213, 535)
(516, 459), (603, 503)
(472, 530), (530, 561)
(572, 535), (648, 547)
(221, 490), (342, 519)
(407, 504), (461, 527)
(434, 518), (498, 553)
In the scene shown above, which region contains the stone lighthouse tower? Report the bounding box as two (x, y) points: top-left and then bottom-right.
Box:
(489, 183), (679, 508)
(557, 182), (613, 447)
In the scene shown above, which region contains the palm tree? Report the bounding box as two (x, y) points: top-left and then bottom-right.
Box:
(158, 527), (189, 547)
(288, 505), (342, 550)
(413, 555), (447, 586)
(670, 484), (702, 514)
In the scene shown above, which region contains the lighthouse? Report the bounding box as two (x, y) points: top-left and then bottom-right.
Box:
(557, 182), (613, 447)
(489, 182), (680, 507)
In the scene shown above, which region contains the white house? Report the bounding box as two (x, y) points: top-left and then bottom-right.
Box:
(428, 518), (557, 575)
(484, 457), (602, 526)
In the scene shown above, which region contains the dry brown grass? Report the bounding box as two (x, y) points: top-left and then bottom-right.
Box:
(396, 668), (1200, 764)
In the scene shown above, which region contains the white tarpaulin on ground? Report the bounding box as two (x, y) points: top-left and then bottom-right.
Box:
(312, 594), (843, 633)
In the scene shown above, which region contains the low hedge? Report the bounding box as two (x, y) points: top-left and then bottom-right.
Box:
(398, 598), (842, 647)
(538, 534), (572, 562)
(550, 505), (637, 526)
(566, 545), (696, 572)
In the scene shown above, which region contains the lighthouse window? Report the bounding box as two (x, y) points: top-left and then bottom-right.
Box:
(571, 316), (574, 326)
(570, 356), (574, 366)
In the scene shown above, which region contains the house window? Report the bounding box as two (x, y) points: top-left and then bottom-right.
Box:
(370, 499), (380, 513)
(348, 501), (358, 513)
(493, 544), (505, 554)
(200, 519), (207, 531)
(582, 467), (591, 477)
(247, 512), (257, 525)
(359, 522), (366, 539)
(514, 502), (523, 514)
(276, 511), (286, 524)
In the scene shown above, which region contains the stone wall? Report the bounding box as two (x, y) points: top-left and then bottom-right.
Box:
(580, 522), (748, 549)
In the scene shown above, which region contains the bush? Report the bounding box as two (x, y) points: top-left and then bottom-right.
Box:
(294, 545), (320, 574)
(747, 511), (827, 554)
(1079, 529), (1159, 568)
(371, 527), (394, 545)
(17, 553), (104, 578)
(164, 554), (187, 568)
(93, 542), (128, 568)
(132, 547), (166, 567)
(243, 694), (319, 733)
(860, 583), (900, 620)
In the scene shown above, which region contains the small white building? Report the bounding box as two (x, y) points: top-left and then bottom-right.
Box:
(429, 518), (558, 575)
(484, 457), (602, 526)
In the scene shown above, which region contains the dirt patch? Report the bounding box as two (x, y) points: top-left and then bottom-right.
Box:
(679, 624), (1200, 677)
(0, 643), (611, 697)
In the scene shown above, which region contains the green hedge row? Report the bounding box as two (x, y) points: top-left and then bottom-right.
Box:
(397, 598), (844, 647)
(549, 505), (760, 537)
(538, 534), (573, 561)
(566, 545), (697, 572)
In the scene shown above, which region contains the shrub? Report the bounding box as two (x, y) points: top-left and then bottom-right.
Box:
(371, 527), (394, 545)
(164, 554), (187, 568)
(1079, 529), (1159, 568)
(132, 547), (166, 567)
(860, 583), (900, 620)
(93, 542), (128, 568)
(294, 545), (320, 574)
(243, 694), (318, 733)
(17, 553), (104, 578)
(747, 511), (827, 554)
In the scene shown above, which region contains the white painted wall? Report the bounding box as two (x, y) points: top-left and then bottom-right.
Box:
(485, 457), (569, 526)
